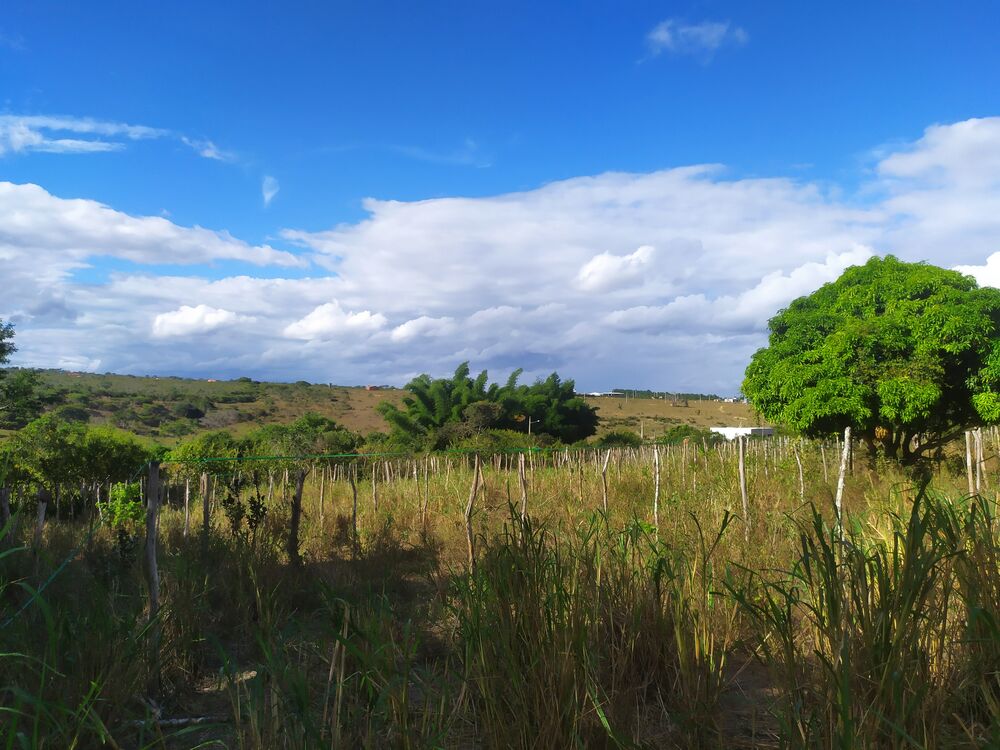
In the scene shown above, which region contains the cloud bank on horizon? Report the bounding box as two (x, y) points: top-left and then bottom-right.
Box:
(4, 117), (1000, 393)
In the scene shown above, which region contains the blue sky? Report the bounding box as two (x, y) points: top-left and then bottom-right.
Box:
(2, 2), (1000, 391)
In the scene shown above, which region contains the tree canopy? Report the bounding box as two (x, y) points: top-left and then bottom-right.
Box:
(743, 255), (1000, 462)
(0, 321), (44, 429)
(377, 363), (598, 449)
(1, 414), (154, 489)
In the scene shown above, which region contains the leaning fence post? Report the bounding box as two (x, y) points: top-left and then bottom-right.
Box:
(465, 455), (482, 574)
(600, 449), (611, 515)
(145, 460), (161, 695)
(793, 442), (805, 502)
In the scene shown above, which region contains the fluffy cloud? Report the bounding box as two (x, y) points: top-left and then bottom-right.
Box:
(284, 302), (387, 340)
(646, 20), (748, 60)
(391, 316), (456, 343)
(576, 245), (657, 292)
(605, 247), (874, 334)
(152, 305), (251, 338)
(0, 181), (301, 270)
(7, 117), (1000, 392)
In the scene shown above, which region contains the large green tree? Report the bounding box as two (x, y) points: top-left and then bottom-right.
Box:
(743, 256), (1000, 463)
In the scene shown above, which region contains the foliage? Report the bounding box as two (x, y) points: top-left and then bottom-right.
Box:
(378, 362), (598, 448)
(655, 424), (723, 447)
(744, 255), (1000, 462)
(449, 428), (548, 454)
(0, 318), (14, 366)
(2, 414), (153, 489)
(99, 481), (144, 529)
(593, 430), (642, 448)
(0, 368), (45, 429)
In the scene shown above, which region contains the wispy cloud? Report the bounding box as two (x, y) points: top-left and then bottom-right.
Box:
(0, 114), (166, 156)
(645, 19), (748, 61)
(180, 136), (237, 162)
(262, 175), (280, 206)
(0, 30), (26, 52)
(389, 138), (492, 168)
(0, 113), (240, 163)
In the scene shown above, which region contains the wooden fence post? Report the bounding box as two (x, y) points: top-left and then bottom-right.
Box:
(653, 446), (660, 536)
(349, 464), (359, 559)
(287, 468), (307, 566)
(601, 449), (611, 515)
(793, 443), (805, 502)
(738, 437), (749, 540)
(33, 486), (50, 552)
(183, 478), (190, 538)
(835, 426), (851, 537)
(465, 455), (482, 574)
(966, 430), (976, 496)
(318, 464), (327, 529)
(200, 472), (210, 556)
(518, 452), (529, 521)
(145, 461), (161, 695)
(421, 457), (430, 530)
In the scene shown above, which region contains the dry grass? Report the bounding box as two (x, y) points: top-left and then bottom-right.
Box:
(2, 439), (995, 748)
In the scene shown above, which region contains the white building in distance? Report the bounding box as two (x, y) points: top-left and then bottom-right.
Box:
(710, 426), (774, 441)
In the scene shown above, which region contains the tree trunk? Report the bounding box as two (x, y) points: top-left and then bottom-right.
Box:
(33, 487), (50, 551)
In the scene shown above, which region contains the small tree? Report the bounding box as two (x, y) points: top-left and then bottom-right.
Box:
(743, 256), (1000, 463)
(0, 322), (44, 429)
(0, 319), (14, 366)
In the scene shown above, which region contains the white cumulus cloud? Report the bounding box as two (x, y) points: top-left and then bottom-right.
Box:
(283, 302), (387, 340)
(576, 245), (657, 292)
(7, 117), (1000, 392)
(152, 305), (251, 338)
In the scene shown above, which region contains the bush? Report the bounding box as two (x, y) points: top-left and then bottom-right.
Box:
(655, 424), (721, 447)
(594, 430), (642, 448)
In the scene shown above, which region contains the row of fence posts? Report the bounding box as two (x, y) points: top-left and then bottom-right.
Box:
(14, 427), (998, 695)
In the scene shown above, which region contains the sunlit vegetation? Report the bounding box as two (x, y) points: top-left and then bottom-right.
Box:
(2, 437), (999, 747)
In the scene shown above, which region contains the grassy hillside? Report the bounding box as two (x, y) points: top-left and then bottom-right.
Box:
(21, 369), (758, 444)
(31, 370), (404, 443)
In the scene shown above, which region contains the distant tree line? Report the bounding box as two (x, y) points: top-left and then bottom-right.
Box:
(607, 389), (723, 401)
